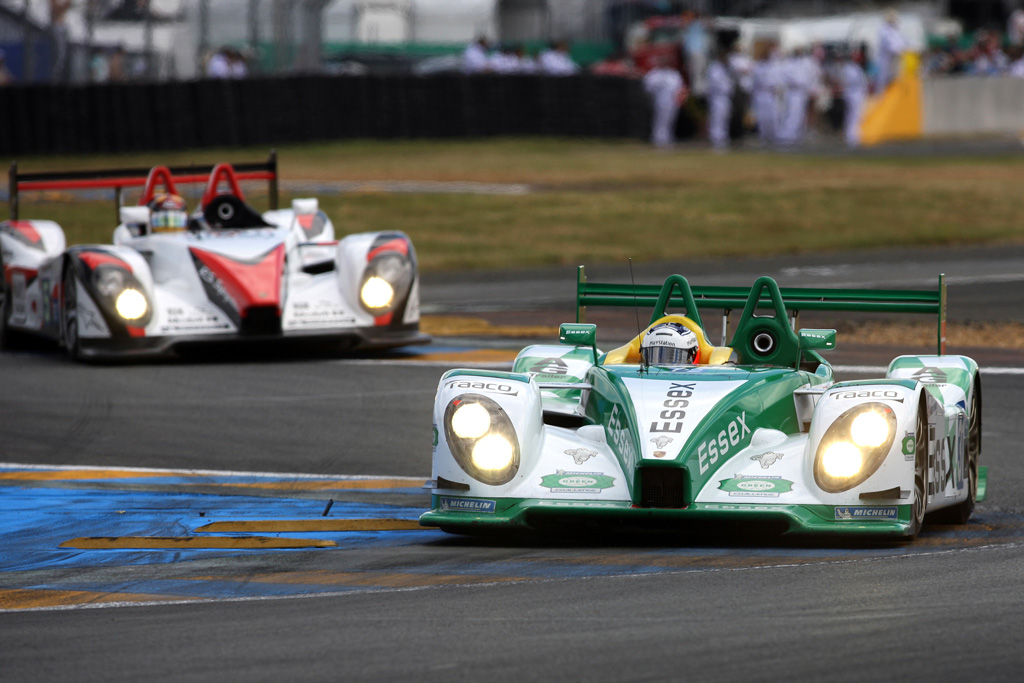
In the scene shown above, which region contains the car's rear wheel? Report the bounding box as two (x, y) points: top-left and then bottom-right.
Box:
(931, 378), (981, 525)
(62, 266), (82, 360)
(907, 408), (929, 538)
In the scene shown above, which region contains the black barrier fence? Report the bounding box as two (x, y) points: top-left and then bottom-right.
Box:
(0, 75), (654, 156)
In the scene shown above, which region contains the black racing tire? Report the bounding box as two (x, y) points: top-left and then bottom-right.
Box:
(0, 285), (13, 350)
(62, 265), (82, 361)
(907, 406), (929, 539)
(930, 377), (981, 525)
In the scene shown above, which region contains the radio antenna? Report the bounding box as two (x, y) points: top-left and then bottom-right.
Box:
(629, 258), (647, 374)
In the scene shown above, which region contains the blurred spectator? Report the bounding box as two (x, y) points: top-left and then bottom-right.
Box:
(50, 0), (73, 83)
(643, 55), (686, 148)
(538, 40), (579, 75)
(1010, 4), (1024, 48)
(206, 48), (232, 79)
(804, 43), (828, 137)
(591, 50), (639, 77)
(706, 49), (733, 149)
(89, 48), (109, 83)
(108, 45), (126, 82)
(727, 41), (753, 140)
(1010, 46), (1024, 77)
(778, 47), (811, 146)
(971, 31), (1008, 75)
(513, 45), (538, 74)
(228, 48), (249, 78)
(488, 45), (520, 74)
(750, 41), (781, 145)
(876, 10), (907, 92)
(462, 37), (491, 74)
(0, 49), (14, 86)
(681, 10), (709, 96)
(841, 46), (870, 148)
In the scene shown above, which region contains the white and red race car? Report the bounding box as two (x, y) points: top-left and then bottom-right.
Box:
(0, 154), (427, 360)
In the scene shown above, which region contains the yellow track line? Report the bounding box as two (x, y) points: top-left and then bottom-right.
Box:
(60, 536), (336, 550)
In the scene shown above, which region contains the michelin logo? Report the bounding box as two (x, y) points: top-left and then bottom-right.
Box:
(439, 497), (496, 514)
(835, 506), (899, 521)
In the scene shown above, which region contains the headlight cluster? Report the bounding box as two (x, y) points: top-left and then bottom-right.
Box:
(443, 393), (520, 485)
(814, 403), (897, 493)
(92, 265), (150, 324)
(359, 252), (412, 314)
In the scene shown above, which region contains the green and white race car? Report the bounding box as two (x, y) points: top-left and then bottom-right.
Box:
(421, 269), (985, 539)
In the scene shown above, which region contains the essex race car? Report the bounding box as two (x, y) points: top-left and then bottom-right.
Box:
(421, 268), (985, 539)
(0, 153), (427, 360)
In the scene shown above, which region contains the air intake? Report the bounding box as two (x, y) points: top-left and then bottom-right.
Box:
(638, 467), (688, 508)
(241, 306), (282, 335)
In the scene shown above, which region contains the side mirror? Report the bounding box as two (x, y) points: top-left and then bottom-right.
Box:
(119, 206), (150, 226)
(559, 323), (598, 364)
(798, 328), (837, 351)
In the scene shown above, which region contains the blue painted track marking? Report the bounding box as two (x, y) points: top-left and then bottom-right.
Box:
(2, 463), (1023, 612)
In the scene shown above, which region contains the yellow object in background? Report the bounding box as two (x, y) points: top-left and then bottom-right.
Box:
(860, 53), (923, 145)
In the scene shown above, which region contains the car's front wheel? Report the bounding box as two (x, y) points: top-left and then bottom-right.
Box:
(62, 266), (82, 361)
(907, 407), (929, 538)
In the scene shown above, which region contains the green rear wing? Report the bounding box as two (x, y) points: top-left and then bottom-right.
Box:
(574, 266), (947, 356)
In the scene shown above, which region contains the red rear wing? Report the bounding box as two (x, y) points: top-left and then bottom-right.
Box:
(8, 150), (279, 221)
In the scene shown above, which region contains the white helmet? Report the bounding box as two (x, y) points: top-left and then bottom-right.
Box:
(641, 322), (699, 365)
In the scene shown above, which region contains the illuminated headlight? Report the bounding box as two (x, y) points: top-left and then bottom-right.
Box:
(115, 289), (148, 320)
(360, 276), (394, 310)
(359, 251), (412, 314)
(91, 265), (152, 326)
(443, 393), (520, 486)
(814, 402), (897, 493)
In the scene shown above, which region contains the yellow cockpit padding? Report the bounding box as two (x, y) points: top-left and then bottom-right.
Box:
(601, 315), (735, 366)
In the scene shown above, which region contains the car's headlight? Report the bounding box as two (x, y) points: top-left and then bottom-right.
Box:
(91, 265), (152, 325)
(814, 402), (898, 493)
(360, 276), (394, 310)
(115, 289), (148, 320)
(359, 252), (412, 314)
(443, 393), (520, 485)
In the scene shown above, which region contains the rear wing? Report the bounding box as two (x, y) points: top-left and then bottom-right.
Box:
(575, 265), (947, 355)
(8, 150), (279, 222)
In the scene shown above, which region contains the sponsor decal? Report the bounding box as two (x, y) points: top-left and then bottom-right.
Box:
(653, 451), (667, 458)
(718, 475), (793, 498)
(564, 448), (597, 465)
(195, 262), (239, 316)
(650, 382), (695, 434)
(540, 470), (615, 494)
(697, 411), (751, 474)
(160, 306), (232, 333)
(750, 451), (784, 469)
(529, 357), (569, 376)
(835, 506), (899, 521)
(910, 367), (949, 385)
(438, 497), (496, 514)
(607, 403), (638, 469)
(432, 425), (438, 450)
(902, 432), (916, 460)
(80, 308), (103, 332)
(651, 436), (673, 449)
(444, 380), (519, 396)
(830, 389), (904, 403)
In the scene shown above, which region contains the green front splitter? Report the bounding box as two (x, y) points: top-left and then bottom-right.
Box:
(420, 497), (916, 538)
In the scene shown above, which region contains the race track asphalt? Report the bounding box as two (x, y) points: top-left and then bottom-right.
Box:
(2, 244), (1023, 682)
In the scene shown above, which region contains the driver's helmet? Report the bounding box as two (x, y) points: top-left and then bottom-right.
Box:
(641, 322), (699, 365)
(148, 193), (188, 232)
